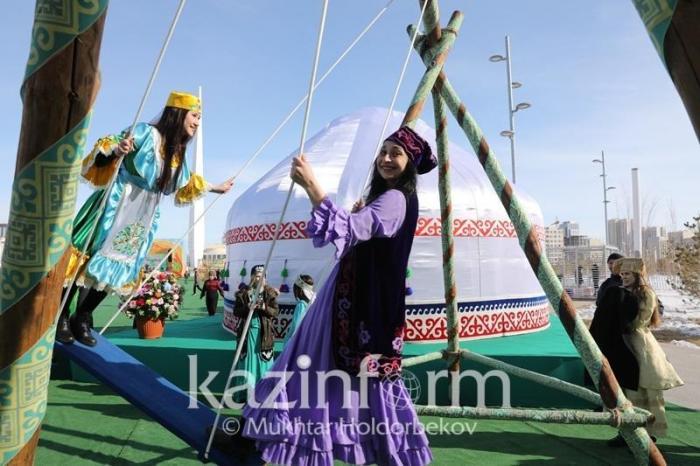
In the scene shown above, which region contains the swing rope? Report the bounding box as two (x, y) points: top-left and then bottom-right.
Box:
(360, 0), (429, 194)
(58, 0), (188, 321)
(203, 0), (329, 459)
(98, 0), (396, 335)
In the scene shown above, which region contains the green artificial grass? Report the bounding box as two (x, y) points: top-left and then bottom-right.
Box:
(41, 280), (699, 464)
(38, 380), (700, 465)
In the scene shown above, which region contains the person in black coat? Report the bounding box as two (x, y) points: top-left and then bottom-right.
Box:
(589, 284), (640, 392)
(595, 253), (624, 307)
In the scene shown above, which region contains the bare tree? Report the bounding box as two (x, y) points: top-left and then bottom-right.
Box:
(673, 215), (700, 300)
(667, 199), (677, 232)
(642, 194), (660, 229)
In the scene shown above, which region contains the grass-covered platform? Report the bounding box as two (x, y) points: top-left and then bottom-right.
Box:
(42, 281), (700, 464)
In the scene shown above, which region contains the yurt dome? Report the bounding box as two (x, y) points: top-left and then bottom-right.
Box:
(222, 107), (549, 343)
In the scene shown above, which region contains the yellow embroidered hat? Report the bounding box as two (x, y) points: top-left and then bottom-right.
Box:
(619, 258), (645, 274)
(166, 91), (201, 112)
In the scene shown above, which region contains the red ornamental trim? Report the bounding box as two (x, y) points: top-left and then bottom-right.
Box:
(224, 218), (544, 245)
(403, 306), (550, 341)
(223, 220), (308, 245)
(225, 306), (550, 342)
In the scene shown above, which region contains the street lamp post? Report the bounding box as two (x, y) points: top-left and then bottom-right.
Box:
(593, 151), (615, 245)
(490, 35), (531, 184)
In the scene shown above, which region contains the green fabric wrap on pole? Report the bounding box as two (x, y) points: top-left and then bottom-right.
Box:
(414, 405), (651, 427)
(24, 0), (109, 82)
(1, 1), (108, 463)
(0, 325), (56, 463)
(0, 113), (92, 313)
(631, 0), (679, 67)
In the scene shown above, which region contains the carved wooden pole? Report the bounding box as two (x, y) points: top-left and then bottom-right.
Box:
(632, 0), (700, 142)
(0, 2), (108, 464)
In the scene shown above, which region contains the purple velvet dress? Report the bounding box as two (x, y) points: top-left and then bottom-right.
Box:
(242, 189), (431, 466)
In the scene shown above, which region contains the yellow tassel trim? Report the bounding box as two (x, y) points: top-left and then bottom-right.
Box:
(64, 246), (90, 288)
(175, 173), (208, 205)
(81, 136), (120, 188)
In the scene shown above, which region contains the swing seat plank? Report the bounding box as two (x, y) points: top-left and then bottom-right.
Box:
(56, 331), (261, 465)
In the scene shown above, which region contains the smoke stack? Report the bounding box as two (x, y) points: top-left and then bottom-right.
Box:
(631, 168), (642, 258)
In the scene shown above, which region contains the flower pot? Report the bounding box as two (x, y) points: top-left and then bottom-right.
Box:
(136, 316), (165, 339)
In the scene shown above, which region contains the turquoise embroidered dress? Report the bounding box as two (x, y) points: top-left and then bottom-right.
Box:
(283, 300), (309, 345)
(66, 122), (208, 295)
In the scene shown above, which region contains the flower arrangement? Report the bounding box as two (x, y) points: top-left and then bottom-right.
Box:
(124, 272), (183, 321)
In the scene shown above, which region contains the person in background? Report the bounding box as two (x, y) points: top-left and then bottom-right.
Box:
(588, 257), (639, 393)
(192, 267), (202, 296)
(283, 274), (315, 344)
(608, 258), (684, 446)
(595, 252), (624, 307)
(591, 263), (600, 291)
(232, 265), (279, 401)
(200, 270), (224, 316)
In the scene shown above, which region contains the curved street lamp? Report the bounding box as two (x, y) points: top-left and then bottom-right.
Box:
(593, 152), (613, 245)
(490, 35), (530, 184)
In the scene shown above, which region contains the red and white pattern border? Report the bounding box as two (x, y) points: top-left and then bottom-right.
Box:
(224, 218), (544, 245)
(222, 303), (550, 343)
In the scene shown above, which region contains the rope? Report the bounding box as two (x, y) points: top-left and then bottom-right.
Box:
(98, 0), (396, 335)
(360, 0), (429, 194)
(203, 0), (329, 459)
(58, 0), (188, 321)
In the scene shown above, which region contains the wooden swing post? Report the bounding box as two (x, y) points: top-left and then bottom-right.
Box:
(0, 2), (108, 464)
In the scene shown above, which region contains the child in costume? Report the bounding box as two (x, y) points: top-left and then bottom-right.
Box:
(58, 91), (234, 346)
(237, 126), (437, 465)
(283, 274), (315, 344)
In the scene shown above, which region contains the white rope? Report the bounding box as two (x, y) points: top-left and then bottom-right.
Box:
(128, 0), (188, 134)
(58, 0), (188, 321)
(203, 0), (329, 459)
(98, 0), (395, 336)
(360, 0), (429, 195)
(233, 0), (396, 179)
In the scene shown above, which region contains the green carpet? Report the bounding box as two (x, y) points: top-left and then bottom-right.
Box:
(38, 380), (700, 465)
(58, 282), (587, 408)
(43, 281), (700, 463)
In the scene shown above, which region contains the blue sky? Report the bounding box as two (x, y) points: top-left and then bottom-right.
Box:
(1, 0), (698, 247)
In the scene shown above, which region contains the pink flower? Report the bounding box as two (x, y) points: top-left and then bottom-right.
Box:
(359, 355), (379, 376)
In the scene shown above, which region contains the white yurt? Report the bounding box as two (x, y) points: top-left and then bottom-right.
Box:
(222, 107), (549, 344)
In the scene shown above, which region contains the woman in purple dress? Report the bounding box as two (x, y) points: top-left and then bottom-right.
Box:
(236, 126), (436, 465)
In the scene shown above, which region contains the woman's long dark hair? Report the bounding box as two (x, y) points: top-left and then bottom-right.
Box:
(153, 107), (193, 193)
(365, 160), (417, 205)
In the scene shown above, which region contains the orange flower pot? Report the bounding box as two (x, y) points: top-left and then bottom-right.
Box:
(136, 317), (165, 339)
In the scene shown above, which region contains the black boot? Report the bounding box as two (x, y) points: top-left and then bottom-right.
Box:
(56, 310), (75, 344)
(71, 312), (97, 347)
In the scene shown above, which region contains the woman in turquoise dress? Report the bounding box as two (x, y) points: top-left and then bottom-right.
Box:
(57, 91), (234, 346)
(283, 274), (315, 344)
